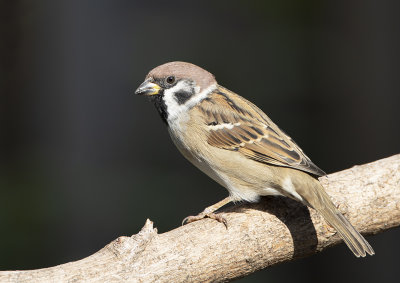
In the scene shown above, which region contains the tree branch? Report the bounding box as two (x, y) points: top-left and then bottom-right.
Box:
(1, 154), (400, 282)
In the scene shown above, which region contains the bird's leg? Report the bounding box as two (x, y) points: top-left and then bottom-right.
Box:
(182, 196), (233, 227)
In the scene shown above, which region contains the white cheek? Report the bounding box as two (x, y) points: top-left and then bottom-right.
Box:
(163, 82), (217, 123)
(163, 84), (188, 122)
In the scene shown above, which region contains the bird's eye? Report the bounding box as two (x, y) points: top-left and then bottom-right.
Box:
(166, 76), (175, 84)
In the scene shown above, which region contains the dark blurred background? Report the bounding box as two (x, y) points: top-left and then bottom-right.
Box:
(1, 0), (399, 282)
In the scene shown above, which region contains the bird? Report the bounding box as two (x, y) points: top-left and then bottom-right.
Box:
(135, 61), (374, 257)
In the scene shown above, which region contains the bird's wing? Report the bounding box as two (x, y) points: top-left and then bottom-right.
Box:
(198, 86), (326, 177)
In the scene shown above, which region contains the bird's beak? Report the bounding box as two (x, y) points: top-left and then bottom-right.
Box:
(135, 79), (161, 96)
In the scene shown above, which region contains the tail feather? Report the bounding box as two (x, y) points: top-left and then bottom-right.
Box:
(316, 205), (374, 257)
(302, 179), (374, 257)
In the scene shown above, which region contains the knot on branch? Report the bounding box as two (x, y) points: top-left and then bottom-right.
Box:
(107, 219), (157, 261)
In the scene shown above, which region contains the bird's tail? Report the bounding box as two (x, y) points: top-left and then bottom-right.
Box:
(306, 180), (374, 257)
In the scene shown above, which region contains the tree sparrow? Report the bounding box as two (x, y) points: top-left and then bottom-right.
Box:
(135, 61), (374, 257)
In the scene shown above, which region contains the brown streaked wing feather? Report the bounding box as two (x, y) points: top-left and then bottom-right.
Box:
(201, 86), (326, 177)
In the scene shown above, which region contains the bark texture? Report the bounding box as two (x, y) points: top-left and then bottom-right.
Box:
(1, 154), (400, 282)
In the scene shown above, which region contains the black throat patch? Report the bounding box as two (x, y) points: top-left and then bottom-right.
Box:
(150, 90), (168, 125)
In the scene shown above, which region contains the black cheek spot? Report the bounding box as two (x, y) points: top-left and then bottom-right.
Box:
(208, 121), (218, 126)
(174, 91), (193, 105)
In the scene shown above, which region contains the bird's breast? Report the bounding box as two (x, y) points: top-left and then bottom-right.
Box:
(167, 116), (232, 189)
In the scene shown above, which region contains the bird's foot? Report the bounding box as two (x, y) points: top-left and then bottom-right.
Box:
(181, 197), (232, 228)
(182, 212), (228, 228)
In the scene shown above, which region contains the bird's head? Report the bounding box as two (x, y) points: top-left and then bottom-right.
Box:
(135, 61), (217, 124)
